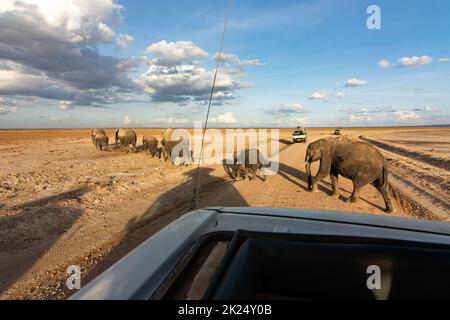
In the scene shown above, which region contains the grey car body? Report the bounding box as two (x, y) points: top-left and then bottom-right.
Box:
(71, 207), (450, 300)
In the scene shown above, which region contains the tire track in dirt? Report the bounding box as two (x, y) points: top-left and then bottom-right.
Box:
(360, 136), (450, 221)
(361, 136), (450, 171)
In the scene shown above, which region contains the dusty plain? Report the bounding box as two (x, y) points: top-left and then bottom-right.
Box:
(0, 126), (449, 299)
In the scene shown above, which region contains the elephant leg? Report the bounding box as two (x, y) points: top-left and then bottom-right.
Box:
(345, 181), (363, 203)
(259, 167), (267, 182)
(311, 172), (327, 193)
(375, 184), (396, 213)
(330, 167), (340, 198)
(250, 165), (257, 180)
(234, 164), (242, 181)
(311, 159), (331, 193)
(243, 167), (248, 180)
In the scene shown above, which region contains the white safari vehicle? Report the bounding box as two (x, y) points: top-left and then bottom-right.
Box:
(292, 128), (307, 143)
(71, 207), (450, 300)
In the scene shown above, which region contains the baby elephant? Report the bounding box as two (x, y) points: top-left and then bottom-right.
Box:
(94, 134), (109, 151)
(142, 136), (160, 158)
(233, 148), (266, 181)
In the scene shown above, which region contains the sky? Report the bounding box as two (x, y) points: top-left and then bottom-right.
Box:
(0, 0), (449, 128)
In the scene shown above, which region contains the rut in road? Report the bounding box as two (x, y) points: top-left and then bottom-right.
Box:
(362, 138), (450, 221)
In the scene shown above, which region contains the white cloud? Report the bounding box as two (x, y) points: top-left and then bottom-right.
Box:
(0, 0), (123, 44)
(146, 40), (208, 65)
(0, 97), (19, 115)
(270, 103), (305, 116)
(394, 111), (421, 120)
(378, 59), (393, 68)
(141, 64), (236, 100)
(123, 115), (132, 125)
(336, 92), (346, 99)
(141, 40), (259, 105)
(59, 100), (73, 110)
(347, 114), (371, 123)
(398, 56), (433, 67)
(343, 107), (430, 125)
(150, 117), (189, 124)
(0, 0), (141, 107)
(0, 105), (18, 115)
(438, 58), (450, 63)
(213, 53), (263, 67)
(309, 91), (327, 101)
(412, 106), (436, 113)
(345, 78), (367, 87)
(116, 34), (134, 51)
(209, 112), (237, 124)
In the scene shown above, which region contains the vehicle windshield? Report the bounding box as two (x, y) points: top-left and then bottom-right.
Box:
(0, 0), (449, 300)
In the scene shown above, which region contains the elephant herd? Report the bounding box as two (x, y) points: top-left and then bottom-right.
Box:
(90, 128), (193, 165)
(90, 129), (395, 213)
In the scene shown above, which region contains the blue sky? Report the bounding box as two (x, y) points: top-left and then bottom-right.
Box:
(0, 0), (449, 128)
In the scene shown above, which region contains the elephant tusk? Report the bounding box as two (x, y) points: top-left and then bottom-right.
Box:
(302, 162), (308, 168)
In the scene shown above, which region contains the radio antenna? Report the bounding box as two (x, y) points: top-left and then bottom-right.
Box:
(189, 0), (233, 211)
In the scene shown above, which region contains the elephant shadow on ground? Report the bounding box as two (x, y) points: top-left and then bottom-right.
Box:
(78, 167), (249, 293)
(141, 166), (248, 221)
(0, 188), (90, 297)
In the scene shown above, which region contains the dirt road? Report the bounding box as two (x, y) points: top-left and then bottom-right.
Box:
(0, 128), (447, 299)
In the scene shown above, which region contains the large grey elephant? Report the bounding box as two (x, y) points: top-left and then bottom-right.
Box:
(91, 128), (106, 146)
(116, 129), (137, 151)
(304, 137), (395, 213)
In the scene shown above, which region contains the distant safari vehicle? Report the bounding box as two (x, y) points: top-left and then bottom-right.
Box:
(334, 127), (343, 136)
(292, 128), (307, 143)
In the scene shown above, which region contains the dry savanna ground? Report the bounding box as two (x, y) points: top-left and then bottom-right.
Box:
(0, 126), (449, 299)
